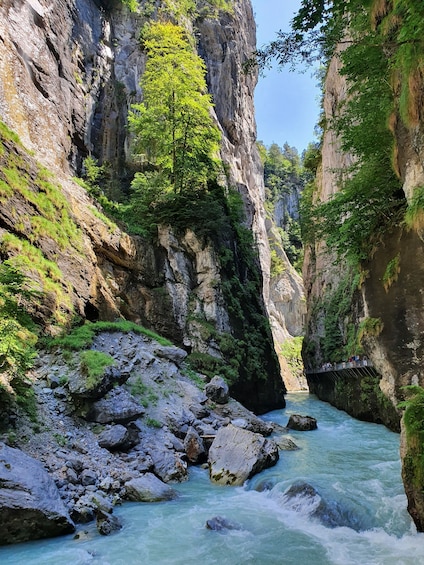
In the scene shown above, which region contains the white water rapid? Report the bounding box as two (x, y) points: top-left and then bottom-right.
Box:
(1, 393), (423, 565)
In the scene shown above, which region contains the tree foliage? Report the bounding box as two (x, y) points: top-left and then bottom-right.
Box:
(0, 261), (41, 394)
(259, 0), (424, 264)
(259, 142), (309, 270)
(129, 22), (221, 195)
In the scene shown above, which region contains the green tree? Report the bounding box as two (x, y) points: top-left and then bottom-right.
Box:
(0, 261), (41, 394)
(129, 22), (221, 195)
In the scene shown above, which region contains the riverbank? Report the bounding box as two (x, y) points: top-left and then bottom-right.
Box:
(1, 393), (423, 564)
(0, 330), (286, 545)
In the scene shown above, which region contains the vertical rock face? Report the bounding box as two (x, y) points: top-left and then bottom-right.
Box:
(0, 0), (293, 411)
(303, 43), (424, 528)
(304, 49), (424, 409)
(197, 1), (307, 389)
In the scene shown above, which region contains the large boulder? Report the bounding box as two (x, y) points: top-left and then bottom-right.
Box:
(142, 431), (188, 482)
(124, 473), (178, 502)
(68, 365), (125, 401)
(97, 424), (139, 452)
(153, 345), (188, 367)
(212, 398), (274, 436)
(205, 376), (229, 404)
(208, 424), (279, 486)
(282, 481), (366, 531)
(286, 414), (317, 431)
(0, 443), (75, 545)
(84, 388), (145, 424)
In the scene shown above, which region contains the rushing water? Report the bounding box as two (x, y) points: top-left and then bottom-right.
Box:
(2, 392), (424, 565)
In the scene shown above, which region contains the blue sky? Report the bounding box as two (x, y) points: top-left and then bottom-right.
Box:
(251, 0), (321, 154)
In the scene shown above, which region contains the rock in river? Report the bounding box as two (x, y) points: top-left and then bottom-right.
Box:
(0, 442), (75, 545)
(286, 414), (318, 431)
(124, 473), (178, 502)
(208, 424), (279, 486)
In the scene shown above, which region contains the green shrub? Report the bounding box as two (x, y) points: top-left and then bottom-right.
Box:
(79, 350), (115, 386)
(51, 320), (173, 350)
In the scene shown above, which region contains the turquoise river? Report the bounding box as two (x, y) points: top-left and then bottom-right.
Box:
(1, 393), (424, 565)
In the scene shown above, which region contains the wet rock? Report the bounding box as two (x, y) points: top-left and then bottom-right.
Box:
(274, 436), (299, 450)
(124, 473), (178, 502)
(282, 481), (365, 531)
(97, 424), (139, 452)
(70, 504), (95, 524)
(206, 516), (242, 531)
(286, 414), (317, 431)
(184, 426), (206, 464)
(205, 376), (229, 404)
(208, 424), (279, 486)
(84, 388), (145, 424)
(96, 509), (122, 536)
(253, 478), (276, 492)
(0, 443), (75, 545)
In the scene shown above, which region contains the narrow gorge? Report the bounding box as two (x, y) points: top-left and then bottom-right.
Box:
(1, 0), (424, 560)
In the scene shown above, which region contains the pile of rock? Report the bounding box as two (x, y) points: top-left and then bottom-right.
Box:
(0, 332), (301, 546)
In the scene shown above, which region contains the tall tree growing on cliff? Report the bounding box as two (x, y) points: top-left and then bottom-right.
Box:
(129, 22), (221, 195)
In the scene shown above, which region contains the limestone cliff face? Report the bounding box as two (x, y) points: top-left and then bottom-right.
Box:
(304, 50), (424, 410)
(197, 1), (306, 388)
(303, 41), (424, 528)
(0, 0), (290, 412)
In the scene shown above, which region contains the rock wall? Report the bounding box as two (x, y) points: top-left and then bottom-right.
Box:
(0, 0), (293, 412)
(197, 1), (306, 388)
(302, 38), (424, 529)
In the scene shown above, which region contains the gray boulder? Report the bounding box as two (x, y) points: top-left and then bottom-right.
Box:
(205, 376), (229, 404)
(274, 436), (299, 450)
(96, 509), (122, 536)
(124, 473), (178, 502)
(97, 424), (139, 452)
(142, 431), (188, 482)
(283, 481), (366, 531)
(153, 345), (188, 367)
(149, 447), (188, 483)
(0, 443), (75, 545)
(85, 388), (145, 424)
(184, 426), (206, 463)
(206, 516), (242, 531)
(208, 424), (279, 486)
(211, 398), (273, 435)
(68, 365), (125, 401)
(286, 414), (318, 431)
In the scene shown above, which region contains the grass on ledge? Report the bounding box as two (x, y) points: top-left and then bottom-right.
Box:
(50, 320), (173, 350)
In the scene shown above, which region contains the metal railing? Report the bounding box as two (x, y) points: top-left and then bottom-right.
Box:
(305, 359), (373, 374)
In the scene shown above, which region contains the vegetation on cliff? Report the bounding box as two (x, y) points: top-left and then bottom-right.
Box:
(399, 386), (424, 530)
(258, 142), (308, 272)
(0, 0), (282, 414)
(257, 1), (424, 367)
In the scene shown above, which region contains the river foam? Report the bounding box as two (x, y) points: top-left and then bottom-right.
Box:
(1, 393), (423, 565)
